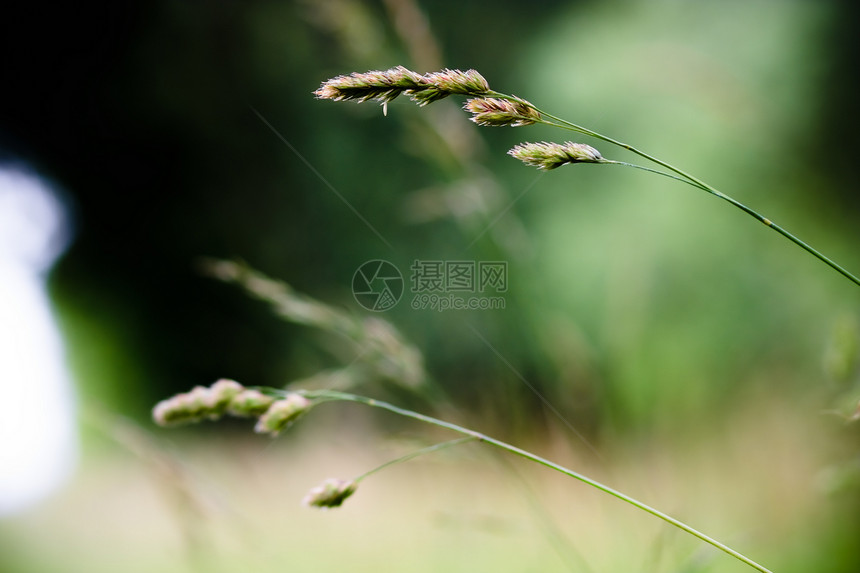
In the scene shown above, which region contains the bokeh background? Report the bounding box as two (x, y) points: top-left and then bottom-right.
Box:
(2, 0), (860, 571)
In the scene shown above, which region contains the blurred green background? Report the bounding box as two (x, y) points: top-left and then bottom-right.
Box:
(2, 0), (860, 571)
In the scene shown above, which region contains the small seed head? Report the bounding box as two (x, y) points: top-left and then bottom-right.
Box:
(206, 379), (244, 414)
(315, 66), (491, 108)
(508, 141), (604, 170)
(254, 393), (312, 436)
(464, 97), (541, 127)
(152, 381), (245, 427)
(313, 66), (429, 104)
(303, 478), (358, 509)
(409, 68), (491, 106)
(424, 68), (489, 95)
(151, 386), (209, 426)
(152, 396), (195, 426)
(227, 388), (276, 418)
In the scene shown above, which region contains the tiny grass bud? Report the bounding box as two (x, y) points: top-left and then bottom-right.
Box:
(303, 478), (358, 508)
(152, 397), (190, 426)
(314, 66), (429, 104)
(508, 141), (604, 170)
(152, 385), (213, 426)
(464, 97), (540, 127)
(228, 388), (276, 418)
(424, 68), (489, 95)
(254, 393), (312, 436)
(205, 379), (244, 415)
(409, 68), (491, 106)
(153, 379), (247, 426)
(316, 66), (491, 109)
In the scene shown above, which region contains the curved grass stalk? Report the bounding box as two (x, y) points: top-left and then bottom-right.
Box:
(354, 436), (477, 481)
(601, 160), (710, 188)
(296, 389), (774, 573)
(487, 91), (860, 289)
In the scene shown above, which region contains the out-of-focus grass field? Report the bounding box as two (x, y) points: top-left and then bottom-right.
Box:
(1, 392), (854, 572)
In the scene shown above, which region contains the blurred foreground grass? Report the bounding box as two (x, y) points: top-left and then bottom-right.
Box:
(1, 389), (855, 573)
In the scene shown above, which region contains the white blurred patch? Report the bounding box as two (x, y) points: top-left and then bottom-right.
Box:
(0, 166), (76, 516)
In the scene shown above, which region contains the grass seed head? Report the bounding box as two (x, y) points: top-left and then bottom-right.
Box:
(227, 388), (276, 418)
(313, 66), (429, 104)
(508, 141), (604, 170)
(303, 478), (358, 509)
(205, 379), (244, 414)
(409, 68), (490, 106)
(464, 97), (540, 127)
(254, 393), (313, 436)
(153, 381), (245, 426)
(424, 68), (490, 94)
(315, 66), (491, 108)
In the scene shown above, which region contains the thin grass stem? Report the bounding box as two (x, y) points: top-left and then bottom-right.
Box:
(296, 389), (774, 573)
(354, 436), (477, 482)
(602, 160), (709, 189)
(487, 91), (860, 288)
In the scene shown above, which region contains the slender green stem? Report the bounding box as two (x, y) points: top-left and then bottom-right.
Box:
(354, 436), (477, 482)
(550, 116), (860, 287)
(297, 389), (773, 573)
(602, 160), (708, 189)
(489, 91), (860, 288)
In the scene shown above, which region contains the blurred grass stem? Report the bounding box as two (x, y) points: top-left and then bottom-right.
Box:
(354, 437), (477, 482)
(296, 389), (774, 573)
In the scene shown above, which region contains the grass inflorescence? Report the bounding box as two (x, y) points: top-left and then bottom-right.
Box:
(153, 379), (775, 573)
(149, 62), (860, 573)
(315, 65), (860, 289)
(151, 260), (775, 572)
